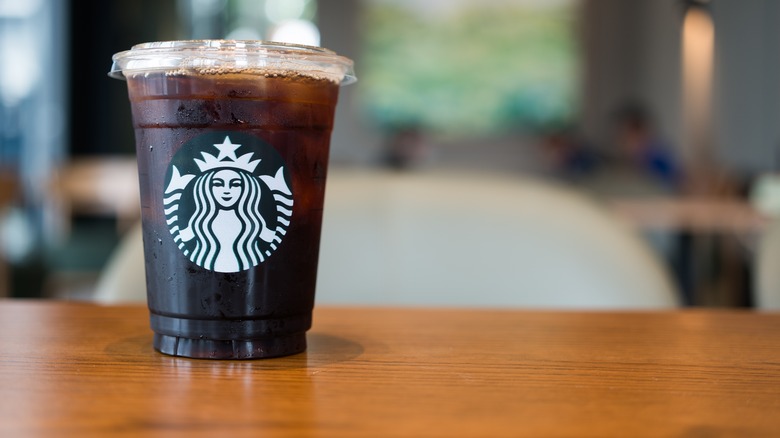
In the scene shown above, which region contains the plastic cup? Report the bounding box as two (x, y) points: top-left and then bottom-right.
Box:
(109, 40), (355, 359)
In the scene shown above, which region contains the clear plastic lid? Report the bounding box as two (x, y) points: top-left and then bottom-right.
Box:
(109, 40), (356, 85)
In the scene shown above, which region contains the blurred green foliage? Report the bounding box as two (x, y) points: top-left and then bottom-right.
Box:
(360, 2), (578, 136)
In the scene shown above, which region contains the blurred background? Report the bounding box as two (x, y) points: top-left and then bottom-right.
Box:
(1, 0), (778, 307)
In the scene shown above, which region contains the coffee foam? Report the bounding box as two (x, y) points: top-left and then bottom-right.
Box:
(149, 67), (340, 84)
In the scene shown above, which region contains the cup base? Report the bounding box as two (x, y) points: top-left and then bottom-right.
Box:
(153, 332), (306, 359)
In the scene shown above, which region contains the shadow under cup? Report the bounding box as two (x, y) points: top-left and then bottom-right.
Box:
(110, 41), (355, 359)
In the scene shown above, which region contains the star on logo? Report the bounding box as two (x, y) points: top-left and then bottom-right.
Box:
(194, 135), (261, 173)
(214, 136), (241, 162)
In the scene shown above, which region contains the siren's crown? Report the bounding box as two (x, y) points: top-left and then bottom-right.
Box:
(194, 136), (260, 172)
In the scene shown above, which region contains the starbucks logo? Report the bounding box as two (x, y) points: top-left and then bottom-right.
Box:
(163, 132), (293, 273)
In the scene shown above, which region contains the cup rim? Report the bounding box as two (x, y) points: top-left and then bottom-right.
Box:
(109, 39), (356, 85)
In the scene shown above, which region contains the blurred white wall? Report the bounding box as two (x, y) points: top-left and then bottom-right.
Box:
(712, 0), (780, 174)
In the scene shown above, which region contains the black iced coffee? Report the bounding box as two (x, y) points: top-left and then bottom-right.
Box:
(110, 41), (354, 359)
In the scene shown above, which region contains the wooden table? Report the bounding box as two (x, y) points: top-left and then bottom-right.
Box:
(608, 197), (769, 234)
(608, 197), (770, 307)
(1, 301), (779, 437)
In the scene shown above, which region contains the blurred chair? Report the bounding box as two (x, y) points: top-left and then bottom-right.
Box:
(317, 170), (677, 308)
(50, 157), (140, 237)
(93, 220), (145, 303)
(750, 173), (780, 217)
(94, 170), (679, 308)
(756, 219), (780, 309)
(39, 158), (140, 300)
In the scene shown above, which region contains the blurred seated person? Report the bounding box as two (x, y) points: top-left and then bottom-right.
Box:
(540, 126), (601, 181)
(578, 102), (682, 199)
(612, 102), (681, 191)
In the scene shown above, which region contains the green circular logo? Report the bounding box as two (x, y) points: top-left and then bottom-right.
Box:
(163, 132), (293, 272)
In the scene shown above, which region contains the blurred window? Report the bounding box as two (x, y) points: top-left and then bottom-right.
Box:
(0, 0), (67, 228)
(179, 0), (320, 46)
(360, 0), (580, 135)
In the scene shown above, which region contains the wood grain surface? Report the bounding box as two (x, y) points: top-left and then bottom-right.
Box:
(1, 300), (779, 437)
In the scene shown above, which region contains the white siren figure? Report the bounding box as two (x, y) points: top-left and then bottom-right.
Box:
(164, 136), (293, 273)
